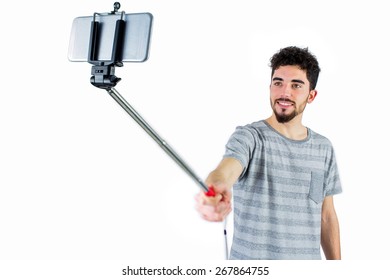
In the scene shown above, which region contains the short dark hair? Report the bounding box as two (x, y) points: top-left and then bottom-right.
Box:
(270, 46), (321, 90)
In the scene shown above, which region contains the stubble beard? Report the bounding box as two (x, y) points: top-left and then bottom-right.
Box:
(271, 98), (307, 124)
(274, 108), (297, 123)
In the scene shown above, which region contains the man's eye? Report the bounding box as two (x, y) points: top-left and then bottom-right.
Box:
(274, 81), (282, 86)
(292, 84), (302, 89)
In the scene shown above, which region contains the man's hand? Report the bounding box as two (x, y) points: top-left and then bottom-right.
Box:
(195, 157), (242, 221)
(195, 185), (232, 222)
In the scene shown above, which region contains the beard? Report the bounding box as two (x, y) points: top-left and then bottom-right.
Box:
(274, 108), (297, 123)
(271, 98), (307, 123)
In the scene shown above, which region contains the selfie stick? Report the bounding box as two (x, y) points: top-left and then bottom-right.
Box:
(86, 2), (227, 259)
(88, 2), (214, 196)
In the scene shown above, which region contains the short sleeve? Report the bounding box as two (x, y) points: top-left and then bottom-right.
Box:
(324, 145), (343, 197)
(223, 125), (256, 179)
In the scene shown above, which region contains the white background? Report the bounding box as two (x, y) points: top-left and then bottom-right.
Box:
(1, 0), (389, 265)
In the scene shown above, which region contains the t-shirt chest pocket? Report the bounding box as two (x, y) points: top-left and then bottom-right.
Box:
(309, 171), (325, 204)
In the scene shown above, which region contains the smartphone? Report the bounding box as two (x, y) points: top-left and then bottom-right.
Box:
(68, 12), (153, 63)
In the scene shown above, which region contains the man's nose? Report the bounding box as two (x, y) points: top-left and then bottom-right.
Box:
(282, 84), (292, 97)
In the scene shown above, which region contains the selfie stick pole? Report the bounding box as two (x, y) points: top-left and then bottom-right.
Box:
(106, 66), (228, 258)
(107, 87), (210, 193)
(88, 2), (213, 195)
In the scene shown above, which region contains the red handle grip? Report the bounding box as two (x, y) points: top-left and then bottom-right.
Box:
(204, 186), (216, 197)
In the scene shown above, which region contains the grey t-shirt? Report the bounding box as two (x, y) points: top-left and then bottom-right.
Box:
(224, 120), (342, 260)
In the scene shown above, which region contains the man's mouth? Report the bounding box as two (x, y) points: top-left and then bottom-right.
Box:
(276, 99), (295, 108)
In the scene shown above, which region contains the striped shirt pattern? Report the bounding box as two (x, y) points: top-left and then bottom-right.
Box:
(223, 120), (342, 259)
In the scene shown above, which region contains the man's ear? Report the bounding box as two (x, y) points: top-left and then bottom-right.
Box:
(307, 90), (318, 104)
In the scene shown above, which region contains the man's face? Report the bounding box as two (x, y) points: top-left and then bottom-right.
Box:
(270, 65), (317, 123)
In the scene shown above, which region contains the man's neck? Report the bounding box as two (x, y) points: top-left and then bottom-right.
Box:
(265, 115), (308, 140)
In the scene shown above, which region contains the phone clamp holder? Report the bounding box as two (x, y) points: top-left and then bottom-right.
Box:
(88, 3), (125, 89)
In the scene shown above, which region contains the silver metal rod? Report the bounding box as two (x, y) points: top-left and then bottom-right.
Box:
(106, 87), (209, 192)
(223, 219), (229, 259)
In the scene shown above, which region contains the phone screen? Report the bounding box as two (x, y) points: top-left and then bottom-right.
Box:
(68, 13), (153, 63)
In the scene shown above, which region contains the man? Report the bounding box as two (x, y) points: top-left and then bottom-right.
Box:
(195, 46), (342, 260)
